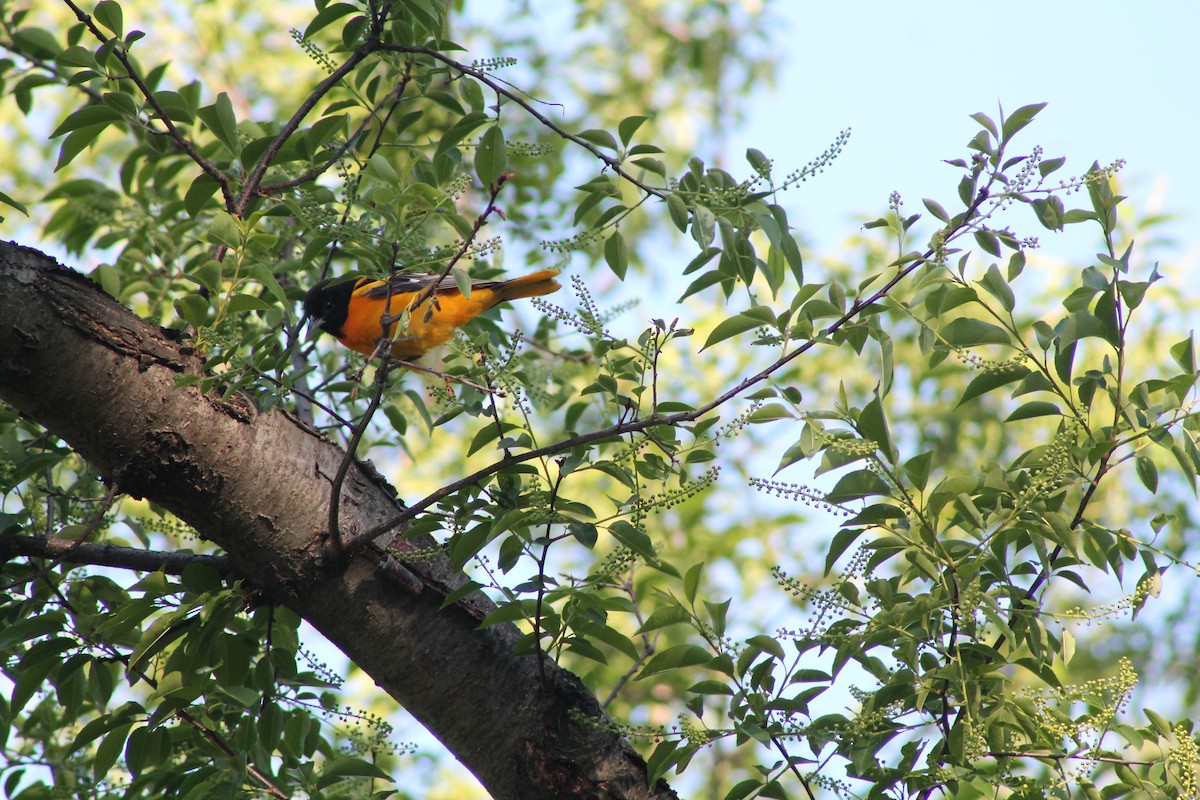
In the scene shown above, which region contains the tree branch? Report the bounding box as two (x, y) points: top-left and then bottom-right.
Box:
(0, 533), (233, 576)
(0, 241), (677, 800)
(60, 0), (234, 207)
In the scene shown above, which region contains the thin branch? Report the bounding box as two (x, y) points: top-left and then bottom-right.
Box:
(985, 750), (1157, 767)
(257, 58), (414, 196)
(378, 46), (666, 199)
(407, 171), (514, 314)
(326, 358), (397, 553)
(60, 0), (233, 207)
(22, 553), (285, 798)
(233, 20), (389, 215)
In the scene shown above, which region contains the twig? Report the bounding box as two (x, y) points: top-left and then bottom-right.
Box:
(257, 59), (413, 196)
(233, 2), (395, 215)
(60, 0), (233, 207)
(25, 560), (284, 798)
(325, 357), (397, 553)
(379, 46), (666, 200)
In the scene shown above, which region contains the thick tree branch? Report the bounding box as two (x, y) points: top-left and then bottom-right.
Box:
(0, 240), (676, 800)
(0, 533), (232, 577)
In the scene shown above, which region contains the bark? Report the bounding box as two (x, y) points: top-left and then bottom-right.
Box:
(0, 240), (676, 800)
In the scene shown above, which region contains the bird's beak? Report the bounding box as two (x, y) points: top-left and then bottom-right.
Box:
(301, 313), (323, 342)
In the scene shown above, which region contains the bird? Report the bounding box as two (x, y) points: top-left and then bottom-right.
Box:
(303, 269), (562, 361)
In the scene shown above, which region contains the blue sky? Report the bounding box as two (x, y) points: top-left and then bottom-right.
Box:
(740, 2), (1198, 265)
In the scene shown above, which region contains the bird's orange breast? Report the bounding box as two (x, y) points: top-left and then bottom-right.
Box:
(340, 286), (502, 360)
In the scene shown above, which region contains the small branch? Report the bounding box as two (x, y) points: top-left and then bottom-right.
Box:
(257, 59), (414, 196)
(0, 533), (234, 576)
(407, 172), (513, 316)
(23, 552), (285, 798)
(985, 750), (1157, 767)
(326, 358), (397, 552)
(378, 46), (666, 199)
(60, 0), (233, 207)
(233, 23), (389, 215)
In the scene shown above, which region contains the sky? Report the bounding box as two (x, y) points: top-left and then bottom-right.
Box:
(736, 2), (1199, 269)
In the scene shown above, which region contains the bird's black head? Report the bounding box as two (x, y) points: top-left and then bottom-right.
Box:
(302, 276), (360, 337)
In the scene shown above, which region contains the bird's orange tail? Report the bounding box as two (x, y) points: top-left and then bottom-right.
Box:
(494, 269), (562, 302)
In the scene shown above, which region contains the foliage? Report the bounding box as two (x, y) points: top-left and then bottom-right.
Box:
(2, 1), (1199, 799)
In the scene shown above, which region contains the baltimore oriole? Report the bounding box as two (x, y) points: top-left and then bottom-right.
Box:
(303, 269), (562, 360)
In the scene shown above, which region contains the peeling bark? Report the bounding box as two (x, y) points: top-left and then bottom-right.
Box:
(0, 240), (676, 800)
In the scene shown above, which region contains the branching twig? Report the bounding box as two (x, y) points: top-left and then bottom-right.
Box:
(233, 2), (394, 215)
(23, 557), (284, 797)
(378, 46), (666, 199)
(60, 0), (233, 207)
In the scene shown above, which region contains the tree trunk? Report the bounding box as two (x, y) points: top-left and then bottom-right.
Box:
(0, 240), (675, 800)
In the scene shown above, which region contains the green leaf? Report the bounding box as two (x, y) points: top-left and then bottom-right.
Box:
(1001, 102), (1047, 142)
(94, 722), (133, 780)
(857, 396), (893, 462)
(577, 128), (618, 150)
(903, 451), (933, 491)
(205, 211), (242, 248)
(474, 125), (507, 188)
(746, 147), (772, 177)
(128, 610), (193, 674)
(55, 124), (110, 171)
(679, 269), (729, 302)
(745, 634), (784, 660)
(1032, 196), (1065, 231)
(304, 2), (359, 39)
(183, 174), (220, 217)
(94, 1), (124, 37)
(639, 644), (711, 678)
(824, 469), (889, 503)
(689, 680), (733, 695)
(1170, 334), (1195, 373)
(1005, 401), (1061, 422)
(645, 738), (680, 787)
(0, 189), (28, 216)
(617, 114), (649, 146)
(226, 294), (274, 314)
(12, 27), (61, 59)
(434, 111), (489, 157)
(957, 366), (1029, 406)
(1135, 455), (1158, 493)
(316, 756), (391, 789)
(609, 520), (656, 560)
(940, 317), (1011, 347)
(1144, 708), (1172, 736)
(604, 231), (628, 280)
(50, 104), (121, 138)
(197, 92), (240, 155)
(969, 111), (998, 138)
(579, 622), (639, 662)
(922, 198), (949, 222)
(701, 310), (765, 351)
(638, 604), (691, 633)
(683, 562), (704, 605)
(974, 229), (1000, 257)
(980, 263), (1015, 311)
(665, 192), (689, 232)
